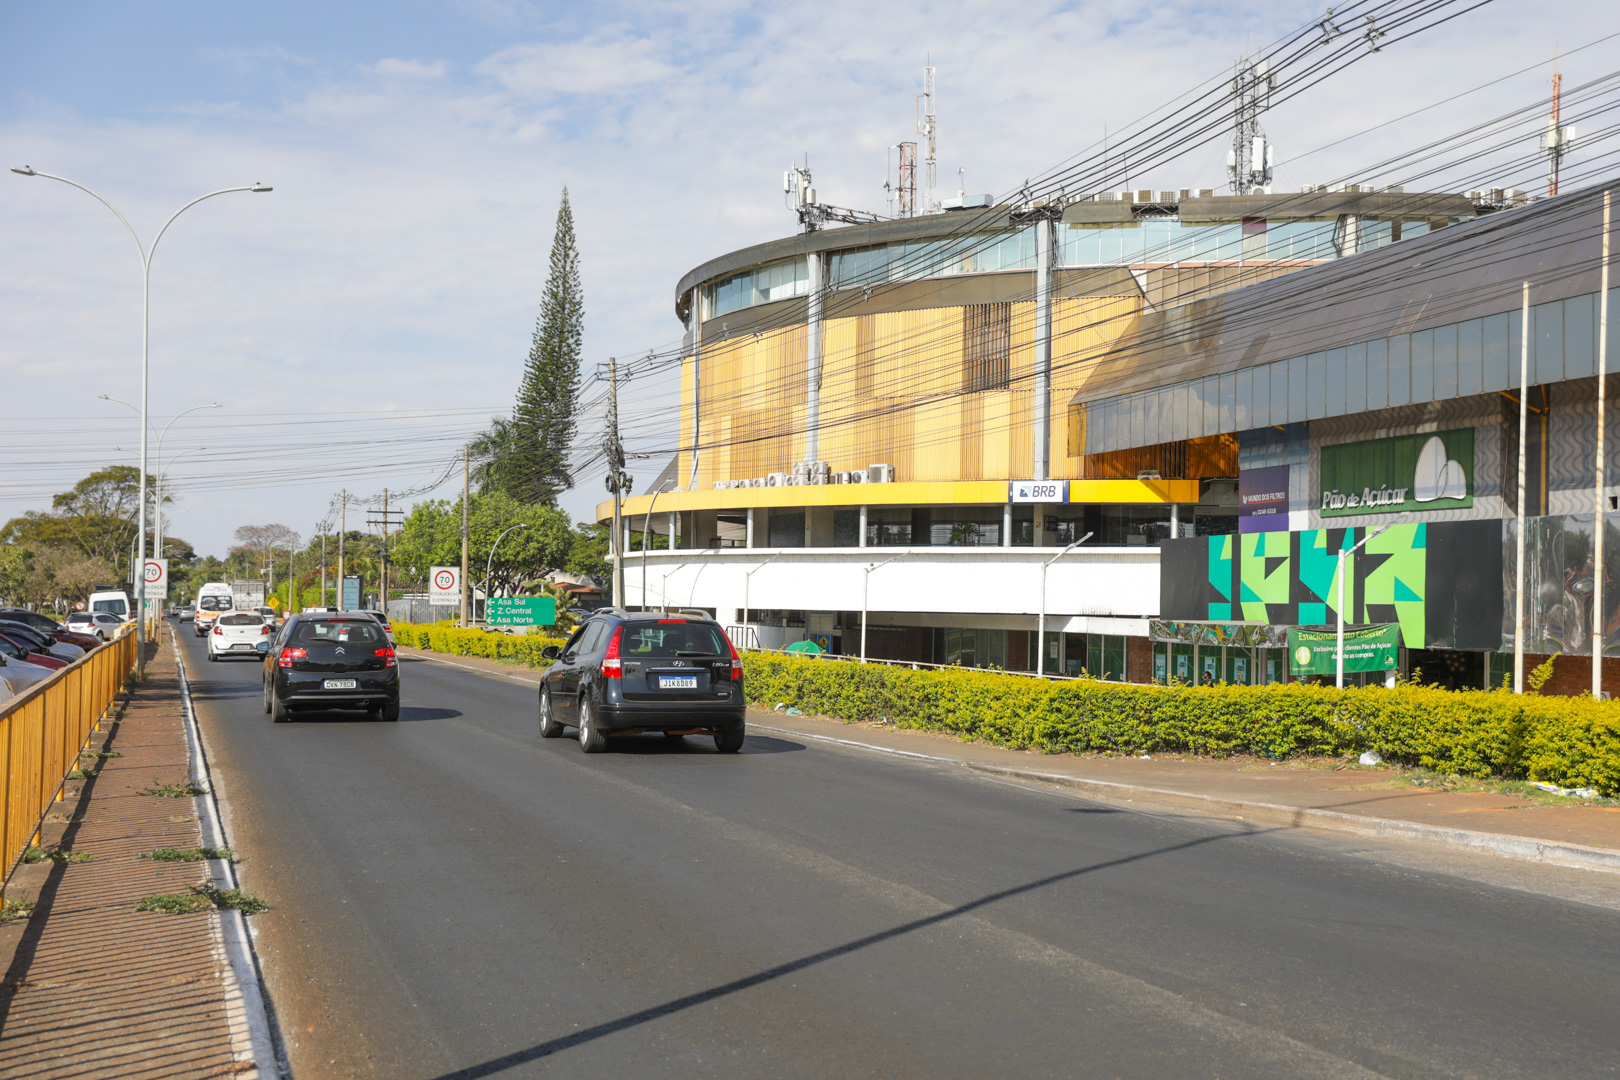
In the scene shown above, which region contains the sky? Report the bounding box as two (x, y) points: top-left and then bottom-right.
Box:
(3, 0), (1618, 561)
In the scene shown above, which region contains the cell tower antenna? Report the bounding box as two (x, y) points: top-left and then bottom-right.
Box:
(916, 57), (938, 213)
(1226, 54), (1276, 195)
(895, 141), (917, 217)
(1542, 51), (1574, 197)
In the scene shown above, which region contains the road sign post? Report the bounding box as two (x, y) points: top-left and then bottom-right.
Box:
(143, 558), (169, 601)
(430, 566), (460, 606)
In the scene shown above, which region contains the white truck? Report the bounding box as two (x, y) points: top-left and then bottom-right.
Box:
(231, 579), (267, 612)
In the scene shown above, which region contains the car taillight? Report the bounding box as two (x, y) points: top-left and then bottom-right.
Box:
(278, 647), (306, 669)
(601, 625), (624, 679)
(382, 624), (392, 633)
(213, 626), (223, 635)
(261, 625), (271, 635)
(375, 647), (396, 668)
(724, 629), (743, 681)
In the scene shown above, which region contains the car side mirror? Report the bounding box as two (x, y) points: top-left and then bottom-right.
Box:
(255, 641), (269, 655)
(541, 645), (561, 661)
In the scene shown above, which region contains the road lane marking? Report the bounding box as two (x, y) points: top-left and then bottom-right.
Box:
(401, 651), (542, 685)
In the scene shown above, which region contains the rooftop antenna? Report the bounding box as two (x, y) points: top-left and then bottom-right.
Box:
(1226, 54), (1276, 195)
(917, 57), (938, 213)
(1543, 50), (1574, 197)
(956, 167), (965, 200)
(895, 141), (917, 217)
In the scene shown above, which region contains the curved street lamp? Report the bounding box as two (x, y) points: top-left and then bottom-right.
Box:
(102, 397), (220, 562)
(482, 523), (530, 623)
(18, 165), (271, 672)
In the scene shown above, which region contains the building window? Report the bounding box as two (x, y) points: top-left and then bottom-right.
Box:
(964, 303), (1011, 391)
(1086, 635), (1127, 681)
(767, 511), (805, 547)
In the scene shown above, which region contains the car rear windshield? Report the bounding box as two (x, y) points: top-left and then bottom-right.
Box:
(198, 596), (233, 611)
(92, 599), (127, 616)
(220, 614), (263, 627)
(621, 622), (729, 658)
(291, 620), (385, 646)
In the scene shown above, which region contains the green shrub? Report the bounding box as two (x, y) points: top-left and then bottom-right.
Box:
(393, 622), (567, 668)
(741, 654), (1620, 795)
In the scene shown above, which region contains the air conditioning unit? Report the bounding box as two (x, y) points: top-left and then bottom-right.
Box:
(792, 461), (811, 484)
(1157, 190), (1178, 203)
(834, 471), (852, 485)
(1095, 191), (1116, 201)
(811, 461), (831, 485)
(848, 470), (868, 484)
(868, 463), (895, 483)
(1195, 188), (1214, 198)
(1135, 189), (1153, 203)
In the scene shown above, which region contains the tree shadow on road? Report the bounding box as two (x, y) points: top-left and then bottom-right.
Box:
(426, 826), (1266, 1079)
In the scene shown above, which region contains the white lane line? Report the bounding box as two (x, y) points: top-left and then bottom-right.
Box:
(400, 650), (542, 685)
(171, 631), (285, 1079)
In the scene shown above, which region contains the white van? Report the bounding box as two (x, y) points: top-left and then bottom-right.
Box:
(194, 582), (235, 637)
(88, 589), (134, 622)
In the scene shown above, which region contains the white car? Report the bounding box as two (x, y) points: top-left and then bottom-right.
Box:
(0, 653), (57, 694)
(67, 611), (125, 641)
(208, 612), (270, 661)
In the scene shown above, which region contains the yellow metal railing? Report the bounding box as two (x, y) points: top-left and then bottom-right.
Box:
(0, 623), (138, 894)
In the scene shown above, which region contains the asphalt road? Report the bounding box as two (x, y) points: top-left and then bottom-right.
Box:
(175, 625), (1620, 1080)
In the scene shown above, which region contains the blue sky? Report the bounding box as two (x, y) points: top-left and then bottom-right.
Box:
(3, 0), (1616, 561)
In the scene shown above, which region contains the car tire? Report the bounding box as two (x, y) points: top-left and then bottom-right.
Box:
(207, 649), (217, 662)
(381, 701), (400, 722)
(577, 697), (607, 753)
(262, 680), (271, 714)
(538, 687), (564, 738)
(271, 694), (290, 724)
(714, 723), (745, 754)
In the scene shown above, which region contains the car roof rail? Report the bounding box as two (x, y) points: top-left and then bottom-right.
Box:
(676, 609), (714, 620)
(596, 607), (631, 620)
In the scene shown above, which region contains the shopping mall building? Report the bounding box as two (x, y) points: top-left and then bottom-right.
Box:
(599, 179), (1618, 692)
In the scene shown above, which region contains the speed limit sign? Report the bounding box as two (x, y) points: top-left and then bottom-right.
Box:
(430, 566), (460, 603)
(143, 558), (170, 600)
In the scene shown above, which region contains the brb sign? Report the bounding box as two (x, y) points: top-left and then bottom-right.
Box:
(1008, 480), (1069, 503)
(429, 566), (461, 604)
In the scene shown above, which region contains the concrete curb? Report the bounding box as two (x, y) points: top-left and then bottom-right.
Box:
(170, 632), (284, 1078)
(753, 724), (1620, 875)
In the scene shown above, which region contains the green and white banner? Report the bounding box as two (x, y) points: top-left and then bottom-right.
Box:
(1287, 624), (1400, 676)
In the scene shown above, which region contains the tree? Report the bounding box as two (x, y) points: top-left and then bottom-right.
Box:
(391, 491), (574, 598)
(564, 522), (611, 587)
(507, 189), (584, 505)
(1, 464), (162, 569)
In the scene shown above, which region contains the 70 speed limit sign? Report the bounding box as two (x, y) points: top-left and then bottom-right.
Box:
(143, 558), (169, 600)
(430, 566), (461, 603)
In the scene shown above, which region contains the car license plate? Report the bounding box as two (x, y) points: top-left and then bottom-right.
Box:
(659, 675), (697, 689)
(323, 679), (358, 690)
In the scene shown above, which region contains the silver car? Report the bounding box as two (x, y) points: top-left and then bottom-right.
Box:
(67, 611), (125, 641)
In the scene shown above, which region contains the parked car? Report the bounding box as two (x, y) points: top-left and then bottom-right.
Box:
(0, 608), (102, 651)
(536, 608), (745, 753)
(67, 611), (125, 641)
(360, 610), (395, 645)
(262, 612), (400, 722)
(209, 612), (271, 661)
(0, 652), (58, 695)
(0, 632), (68, 670)
(87, 589), (133, 622)
(0, 620), (82, 662)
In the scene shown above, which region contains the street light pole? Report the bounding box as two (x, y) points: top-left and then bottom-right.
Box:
(18, 166), (270, 675)
(1336, 523), (1393, 689)
(861, 553), (908, 663)
(153, 445), (207, 563)
(1037, 533), (1091, 677)
(482, 523), (530, 622)
(641, 482), (675, 611)
(98, 397), (219, 585)
(742, 552), (783, 647)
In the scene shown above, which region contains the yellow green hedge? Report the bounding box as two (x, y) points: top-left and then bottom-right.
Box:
(393, 622), (568, 667)
(741, 653), (1620, 795)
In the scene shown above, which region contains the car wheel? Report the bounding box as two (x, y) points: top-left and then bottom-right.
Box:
(380, 701), (400, 722)
(714, 723), (745, 754)
(577, 697), (607, 753)
(538, 687), (564, 738)
(207, 649), (217, 662)
(262, 680), (272, 715)
(271, 694), (290, 724)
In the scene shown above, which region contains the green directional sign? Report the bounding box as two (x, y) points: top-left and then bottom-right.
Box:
(1287, 624), (1400, 677)
(487, 597), (556, 626)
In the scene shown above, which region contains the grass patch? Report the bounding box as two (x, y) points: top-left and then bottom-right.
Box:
(63, 769), (98, 781)
(0, 898), (35, 924)
(143, 847), (234, 863)
(1341, 767), (1620, 805)
(80, 750), (122, 759)
(21, 846), (95, 866)
(137, 884), (269, 916)
(140, 779), (208, 798)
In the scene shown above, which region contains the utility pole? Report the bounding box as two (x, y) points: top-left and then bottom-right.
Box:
(337, 489), (346, 609)
(461, 445), (471, 628)
(320, 526), (327, 607)
(366, 489), (402, 612)
(1597, 192), (1612, 698)
(601, 356), (632, 608)
(1515, 283), (1531, 693)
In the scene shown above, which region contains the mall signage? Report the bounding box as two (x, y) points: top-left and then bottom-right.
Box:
(1318, 429), (1473, 517)
(1238, 465), (1290, 533)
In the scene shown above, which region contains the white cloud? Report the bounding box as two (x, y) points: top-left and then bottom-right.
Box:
(367, 58), (451, 79)
(475, 35), (679, 96)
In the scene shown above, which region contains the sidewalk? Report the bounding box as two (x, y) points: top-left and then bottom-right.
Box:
(0, 625), (265, 1079)
(404, 646), (1620, 870)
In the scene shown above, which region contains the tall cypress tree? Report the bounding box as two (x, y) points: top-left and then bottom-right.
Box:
(510, 189), (583, 505)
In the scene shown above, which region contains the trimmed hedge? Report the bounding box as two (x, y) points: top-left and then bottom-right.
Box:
(393, 622), (567, 668)
(742, 653), (1620, 795)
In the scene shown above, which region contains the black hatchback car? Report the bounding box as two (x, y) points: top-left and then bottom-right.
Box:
(261, 612), (400, 722)
(538, 609), (745, 753)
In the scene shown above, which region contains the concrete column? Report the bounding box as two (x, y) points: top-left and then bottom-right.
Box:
(807, 506), (834, 547)
(1033, 215), (1053, 480)
(687, 303), (703, 488)
(1170, 503), (1180, 539)
(806, 251), (823, 464)
(1002, 503), (1013, 547)
(858, 505), (869, 548)
(746, 507), (757, 548)
(693, 509), (718, 549)
(668, 512), (678, 550)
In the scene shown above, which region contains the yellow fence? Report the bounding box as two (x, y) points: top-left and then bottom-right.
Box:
(0, 624), (138, 891)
